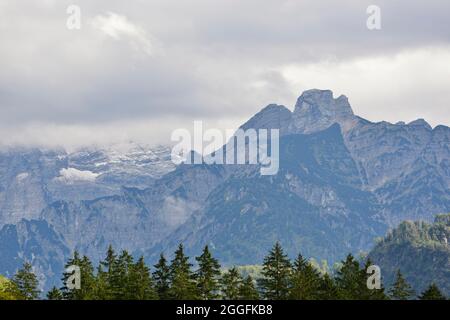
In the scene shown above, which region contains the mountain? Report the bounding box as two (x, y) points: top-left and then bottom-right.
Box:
(368, 214), (450, 296)
(0, 143), (175, 226)
(0, 89), (448, 289)
(155, 125), (386, 264)
(0, 219), (70, 285)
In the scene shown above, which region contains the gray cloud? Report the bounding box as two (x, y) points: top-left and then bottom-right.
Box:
(0, 0), (449, 148)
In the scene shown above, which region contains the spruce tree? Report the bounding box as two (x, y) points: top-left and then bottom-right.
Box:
(96, 245), (117, 299)
(419, 283), (447, 300)
(289, 254), (322, 300)
(195, 246), (221, 299)
(61, 252), (97, 300)
(112, 250), (134, 299)
(259, 242), (291, 300)
(61, 251), (82, 300)
(316, 273), (338, 300)
(168, 244), (198, 299)
(153, 253), (171, 300)
(127, 256), (158, 300)
(334, 254), (364, 299)
(78, 255), (96, 299)
(335, 256), (386, 300)
(389, 270), (414, 300)
(221, 267), (242, 300)
(12, 262), (40, 300)
(239, 275), (259, 300)
(361, 259), (387, 300)
(47, 286), (63, 300)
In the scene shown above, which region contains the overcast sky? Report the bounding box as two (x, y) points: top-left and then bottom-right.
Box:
(0, 0), (449, 149)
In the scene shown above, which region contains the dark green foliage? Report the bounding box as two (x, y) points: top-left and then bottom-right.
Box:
(368, 214), (450, 296)
(195, 246), (221, 299)
(335, 255), (386, 300)
(168, 244), (198, 299)
(316, 273), (338, 300)
(259, 242), (292, 300)
(12, 262), (40, 300)
(419, 283), (447, 300)
(221, 267), (242, 300)
(389, 270), (415, 300)
(29, 241), (439, 300)
(61, 251), (96, 300)
(289, 254), (322, 300)
(46, 286), (63, 300)
(239, 275), (259, 300)
(153, 253), (171, 300)
(127, 256), (158, 300)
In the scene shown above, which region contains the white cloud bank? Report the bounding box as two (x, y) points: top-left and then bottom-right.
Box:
(0, 0), (449, 149)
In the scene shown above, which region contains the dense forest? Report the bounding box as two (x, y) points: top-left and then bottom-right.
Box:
(0, 243), (447, 300)
(368, 214), (450, 295)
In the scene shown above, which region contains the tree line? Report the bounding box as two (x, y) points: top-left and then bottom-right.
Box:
(1, 242), (447, 300)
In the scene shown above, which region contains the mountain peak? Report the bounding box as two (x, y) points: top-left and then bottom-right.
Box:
(289, 89), (355, 133)
(408, 118), (432, 130)
(295, 89), (354, 117)
(240, 103), (292, 131)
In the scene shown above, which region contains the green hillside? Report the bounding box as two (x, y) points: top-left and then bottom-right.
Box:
(368, 214), (450, 296)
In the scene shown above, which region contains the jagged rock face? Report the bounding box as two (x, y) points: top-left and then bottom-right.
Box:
(0, 148), (65, 226)
(374, 125), (450, 224)
(0, 144), (176, 226)
(343, 119), (433, 189)
(289, 89), (354, 134)
(0, 219), (70, 288)
(154, 125), (386, 265)
(245, 89), (449, 224)
(240, 104), (292, 134)
(39, 163), (227, 265)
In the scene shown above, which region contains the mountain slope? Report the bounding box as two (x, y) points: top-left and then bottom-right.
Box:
(0, 144), (175, 226)
(152, 125), (386, 264)
(368, 214), (450, 295)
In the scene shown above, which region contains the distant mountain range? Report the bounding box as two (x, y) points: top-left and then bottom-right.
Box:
(0, 89), (448, 289)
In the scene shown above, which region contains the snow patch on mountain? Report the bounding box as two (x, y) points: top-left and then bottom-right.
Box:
(55, 168), (99, 184)
(15, 172), (29, 182)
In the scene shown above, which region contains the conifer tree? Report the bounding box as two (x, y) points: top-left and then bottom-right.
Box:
(389, 270), (414, 300)
(78, 255), (96, 299)
(335, 256), (387, 300)
(96, 245), (117, 299)
(12, 262), (40, 300)
(334, 254), (364, 299)
(316, 273), (338, 300)
(61, 251), (82, 300)
(221, 267), (242, 300)
(419, 283), (447, 300)
(168, 244), (198, 299)
(239, 275), (259, 300)
(195, 246), (221, 300)
(361, 259), (387, 300)
(111, 250), (134, 299)
(127, 256), (158, 300)
(259, 242), (291, 300)
(153, 253), (171, 300)
(289, 254), (322, 300)
(61, 252), (97, 300)
(47, 286), (63, 300)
